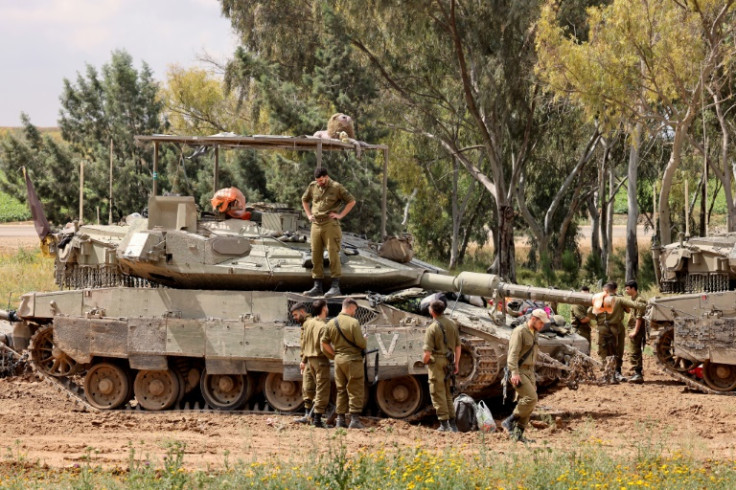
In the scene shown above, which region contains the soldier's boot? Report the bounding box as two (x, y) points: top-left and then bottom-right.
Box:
(629, 370), (644, 384)
(448, 419), (459, 433)
(501, 414), (518, 434)
(304, 280), (323, 297)
(312, 412), (327, 429)
(348, 415), (365, 429)
(436, 420), (451, 432)
(324, 278), (342, 298)
(294, 405), (311, 424)
(512, 427), (535, 443)
(335, 414), (348, 429)
(614, 369), (627, 383)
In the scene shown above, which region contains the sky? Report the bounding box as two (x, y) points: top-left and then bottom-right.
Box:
(0, 0), (239, 127)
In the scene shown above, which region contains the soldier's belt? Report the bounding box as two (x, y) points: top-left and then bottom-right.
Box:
(312, 216), (336, 224)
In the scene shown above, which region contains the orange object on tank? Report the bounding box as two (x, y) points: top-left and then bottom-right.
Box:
(211, 187), (252, 220)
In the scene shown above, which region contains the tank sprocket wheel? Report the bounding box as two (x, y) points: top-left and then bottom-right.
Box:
(375, 376), (422, 419)
(200, 370), (253, 410)
(30, 324), (83, 377)
(83, 362), (131, 410)
(134, 369), (181, 411)
(654, 326), (696, 373)
(264, 372), (303, 412)
(702, 361), (736, 392)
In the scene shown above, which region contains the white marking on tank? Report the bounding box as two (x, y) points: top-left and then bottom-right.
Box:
(376, 333), (399, 356)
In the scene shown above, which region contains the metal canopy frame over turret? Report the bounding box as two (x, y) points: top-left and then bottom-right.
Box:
(134, 134), (391, 238)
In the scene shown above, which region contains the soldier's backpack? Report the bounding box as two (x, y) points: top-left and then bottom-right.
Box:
(453, 393), (478, 432)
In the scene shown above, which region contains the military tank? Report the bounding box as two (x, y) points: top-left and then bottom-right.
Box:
(2, 271), (593, 417)
(645, 231), (736, 394)
(6, 133), (598, 417)
(652, 233), (736, 293)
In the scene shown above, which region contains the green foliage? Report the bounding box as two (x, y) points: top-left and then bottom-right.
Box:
(0, 190), (30, 222)
(582, 250), (606, 286)
(560, 249), (580, 287)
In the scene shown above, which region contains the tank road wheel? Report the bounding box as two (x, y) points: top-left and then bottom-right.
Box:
(264, 372), (303, 412)
(134, 370), (180, 411)
(83, 362), (131, 410)
(30, 324), (82, 377)
(702, 362), (736, 392)
(200, 371), (252, 410)
(376, 376), (422, 419)
(654, 327), (696, 373)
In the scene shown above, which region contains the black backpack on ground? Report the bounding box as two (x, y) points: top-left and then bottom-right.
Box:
(453, 393), (478, 432)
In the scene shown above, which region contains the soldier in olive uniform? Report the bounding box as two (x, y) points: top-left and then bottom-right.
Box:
(571, 286), (592, 346)
(290, 303), (315, 424)
(302, 299), (332, 427)
(624, 280), (647, 384)
(422, 300), (461, 433)
(591, 282), (641, 381)
(321, 297), (366, 429)
(302, 167), (356, 298)
(502, 308), (548, 442)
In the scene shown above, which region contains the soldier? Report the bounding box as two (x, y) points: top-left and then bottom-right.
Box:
(571, 286), (592, 345)
(624, 280), (647, 384)
(422, 299), (461, 433)
(301, 167), (356, 298)
(502, 308), (548, 443)
(290, 302), (315, 424)
(591, 282), (640, 382)
(321, 297), (366, 429)
(302, 299), (332, 427)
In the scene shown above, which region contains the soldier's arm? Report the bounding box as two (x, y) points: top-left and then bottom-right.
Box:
(320, 323), (335, 358)
(422, 324), (436, 364)
(454, 344), (461, 374)
(507, 328), (522, 377)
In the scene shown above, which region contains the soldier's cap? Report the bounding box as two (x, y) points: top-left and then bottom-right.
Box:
(530, 308), (550, 323)
(553, 314), (566, 326)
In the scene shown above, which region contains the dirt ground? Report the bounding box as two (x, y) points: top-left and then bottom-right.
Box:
(1, 226), (735, 469)
(1, 356), (735, 470)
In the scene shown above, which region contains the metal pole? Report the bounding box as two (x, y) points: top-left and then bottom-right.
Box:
(79, 159), (84, 223)
(109, 139), (113, 224)
(214, 145), (219, 193)
(381, 148), (388, 240)
(152, 142), (159, 196)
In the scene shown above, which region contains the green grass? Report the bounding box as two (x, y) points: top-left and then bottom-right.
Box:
(0, 192), (30, 222)
(1, 435), (735, 489)
(0, 249), (57, 309)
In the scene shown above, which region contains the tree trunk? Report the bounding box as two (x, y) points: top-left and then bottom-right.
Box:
(498, 204), (516, 282)
(605, 167), (614, 277)
(588, 197), (601, 259)
(658, 116), (694, 244)
(625, 123), (641, 281)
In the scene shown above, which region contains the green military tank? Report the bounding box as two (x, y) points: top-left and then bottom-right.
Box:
(3, 134), (596, 417)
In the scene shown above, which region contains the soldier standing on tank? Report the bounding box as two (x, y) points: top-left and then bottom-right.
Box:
(302, 299), (332, 427)
(502, 308), (548, 443)
(624, 280), (647, 384)
(301, 167), (356, 298)
(422, 299), (461, 432)
(321, 297), (366, 429)
(291, 303), (315, 424)
(571, 286), (592, 346)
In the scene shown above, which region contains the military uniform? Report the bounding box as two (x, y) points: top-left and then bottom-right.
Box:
(298, 314), (315, 411)
(626, 294), (647, 376)
(321, 312), (365, 415)
(591, 296), (640, 372)
(423, 314), (460, 421)
(571, 303), (591, 345)
(507, 323), (538, 429)
(302, 180), (355, 280)
(303, 316), (331, 414)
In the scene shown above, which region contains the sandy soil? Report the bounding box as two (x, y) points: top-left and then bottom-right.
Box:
(0, 356), (734, 470)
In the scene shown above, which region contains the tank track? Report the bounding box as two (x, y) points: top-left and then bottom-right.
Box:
(456, 337), (502, 397)
(653, 326), (736, 396)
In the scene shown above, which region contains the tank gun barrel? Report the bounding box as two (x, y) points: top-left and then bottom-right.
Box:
(418, 271), (593, 306)
(0, 310), (19, 322)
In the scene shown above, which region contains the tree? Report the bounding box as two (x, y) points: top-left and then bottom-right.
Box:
(59, 49), (168, 220)
(537, 0), (736, 248)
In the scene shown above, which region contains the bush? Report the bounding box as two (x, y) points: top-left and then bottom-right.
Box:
(0, 191), (30, 222)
